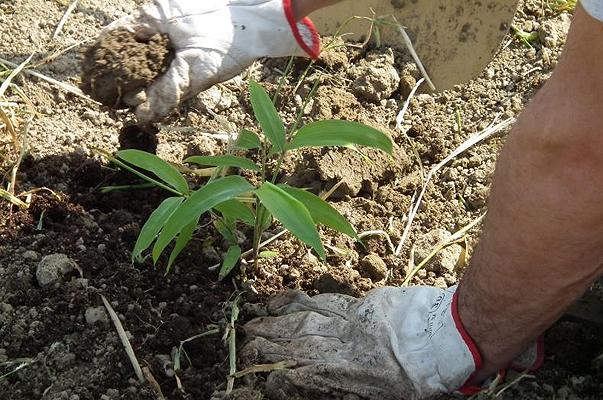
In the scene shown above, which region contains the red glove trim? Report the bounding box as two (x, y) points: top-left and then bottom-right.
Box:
(451, 291), (484, 394)
(282, 0), (320, 59)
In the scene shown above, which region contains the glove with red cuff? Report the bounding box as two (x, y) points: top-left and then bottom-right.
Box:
(107, 0), (319, 122)
(240, 285), (543, 400)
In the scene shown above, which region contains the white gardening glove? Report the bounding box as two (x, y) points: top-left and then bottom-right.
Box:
(240, 285), (482, 400)
(111, 0), (319, 122)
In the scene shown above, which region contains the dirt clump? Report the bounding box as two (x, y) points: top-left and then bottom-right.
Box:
(81, 28), (173, 108)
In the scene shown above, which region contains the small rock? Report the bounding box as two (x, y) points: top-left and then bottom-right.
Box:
(82, 109), (99, 122)
(557, 386), (571, 400)
(399, 63), (420, 98)
(413, 229), (463, 273)
(56, 352), (77, 370)
(85, 306), (109, 325)
(433, 277), (447, 289)
(350, 49), (400, 103)
(36, 253), (78, 287)
(0, 303), (13, 313)
(22, 250), (40, 261)
(314, 273), (356, 296)
(318, 37), (349, 69)
(195, 86), (238, 112)
(358, 253), (388, 281)
(538, 13), (571, 49)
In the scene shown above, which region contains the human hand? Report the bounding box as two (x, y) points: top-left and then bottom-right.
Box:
(109, 0), (319, 122)
(240, 286), (480, 400)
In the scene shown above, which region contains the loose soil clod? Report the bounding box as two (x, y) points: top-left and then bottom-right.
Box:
(81, 28), (173, 108)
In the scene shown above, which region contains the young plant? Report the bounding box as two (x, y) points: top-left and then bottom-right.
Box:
(110, 81), (393, 279)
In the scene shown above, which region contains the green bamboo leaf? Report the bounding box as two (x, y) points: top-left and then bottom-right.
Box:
(184, 155), (259, 171)
(214, 199), (255, 226)
(279, 184), (357, 238)
(288, 120), (393, 154)
(249, 80), (285, 152)
(117, 149), (189, 194)
(255, 182), (325, 259)
(219, 245), (241, 280)
(152, 176), (254, 263)
(133, 197), (184, 262)
(236, 129), (261, 150)
(166, 215), (199, 273)
(214, 218), (238, 244)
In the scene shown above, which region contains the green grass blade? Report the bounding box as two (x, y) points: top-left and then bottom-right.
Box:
(279, 184), (357, 238)
(132, 196), (184, 262)
(255, 182), (325, 259)
(249, 81), (285, 152)
(166, 215), (199, 273)
(236, 129), (261, 150)
(117, 149), (189, 194)
(214, 199), (255, 226)
(184, 155), (260, 171)
(288, 120), (393, 154)
(218, 245), (241, 280)
(152, 176), (254, 263)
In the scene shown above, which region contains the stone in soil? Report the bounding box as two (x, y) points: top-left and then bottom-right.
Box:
(81, 28), (172, 108)
(358, 253), (388, 281)
(35, 253), (78, 287)
(350, 49), (400, 103)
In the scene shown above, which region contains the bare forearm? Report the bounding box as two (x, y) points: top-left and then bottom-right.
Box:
(291, 0), (343, 20)
(459, 4), (603, 381)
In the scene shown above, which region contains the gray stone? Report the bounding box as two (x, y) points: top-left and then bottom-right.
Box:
(36, 253), (78, 287)
(22, 250), (40, 261)
(85, 306), (109, 325)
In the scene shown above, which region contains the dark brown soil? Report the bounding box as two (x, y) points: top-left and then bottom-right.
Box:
(81, 28), (172, 108)
(0, 154), (230, 399)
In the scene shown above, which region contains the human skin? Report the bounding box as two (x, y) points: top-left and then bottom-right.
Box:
(458, 4), (603, 381)
(294, 0), (603, 384)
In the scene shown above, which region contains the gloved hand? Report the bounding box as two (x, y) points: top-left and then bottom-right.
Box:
(240, 285), (481, 400)
(109, 0), (319, 122)
(241, 285), (544, 400)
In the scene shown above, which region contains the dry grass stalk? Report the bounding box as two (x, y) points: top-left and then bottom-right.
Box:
(401, 213), (484, 286)
(53, 0), (79, 40)
(394, 117), (515, 256)
(0, 56), (100, 105)
(101, 294), (145, 383)
(397, 25), (436, 91)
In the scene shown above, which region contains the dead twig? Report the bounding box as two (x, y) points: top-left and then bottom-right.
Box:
(402, 213), (485, 286)
(0, 56), (100, 105)
(142, 366), (165, 400)
(101, 294), (145, 383)
(53, 0), (79, 40)
(394, 117), (514, 256)
(396, 24), (436, 91)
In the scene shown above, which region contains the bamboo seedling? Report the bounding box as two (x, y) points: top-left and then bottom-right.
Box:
(109, 81), (393, 279)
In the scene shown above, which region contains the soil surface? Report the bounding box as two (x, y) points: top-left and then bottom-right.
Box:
(81, 27), (172, 107)
(1, 0), (601, 399)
